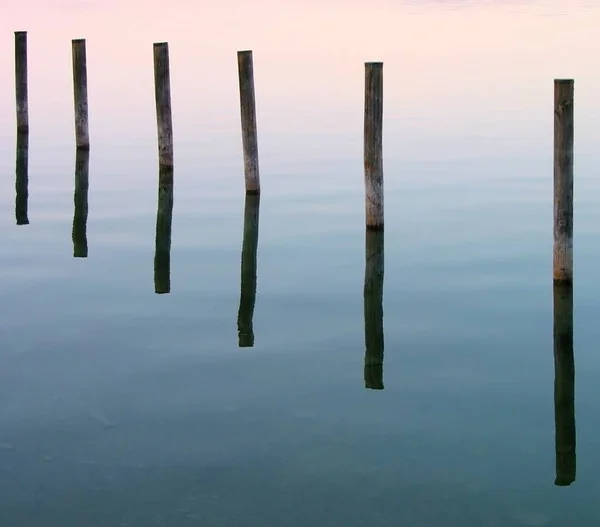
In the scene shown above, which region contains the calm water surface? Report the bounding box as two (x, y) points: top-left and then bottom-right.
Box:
(2, 0), (600, 525)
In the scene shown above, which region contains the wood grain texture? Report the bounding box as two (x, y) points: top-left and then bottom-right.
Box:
(364, 229), (384, 390)
(15, 32), (28, 132)
(72, 39), (90, 149)
(237, 50), (260, 194)
(154, 167), (174, 294)
(553, 283), (576, 486)
(364, 62), (384, 230)
(15, 131), (29, 225)
(554, 79), (574, 284)
(237, 194), (260, 347)
(153, 43), (174, 168)
(72, 148), (89, 257)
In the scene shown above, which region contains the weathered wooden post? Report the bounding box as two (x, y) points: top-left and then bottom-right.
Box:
(237, 194), (260, 347)
(154, 167), (174, 294)
(554, 79), (574, 284)
(15, 31), (28, 132)
(72, 149), (90, 257)
(237, 50), (260, 194)
(553, 283), (576, 486)
(153, 43), (174, 168)
(15, 131), (29, 225)
(364, 62), (383, 230)
(364, 230), (384, 389)
(152, 42), (174, 288)
(72, 39), (90, 150)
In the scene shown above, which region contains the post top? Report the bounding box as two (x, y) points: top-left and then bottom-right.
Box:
(238, 49), (253, 55)
(365, 62), (383, 66)
(72, 38), (86, 43)
(554, 78), (574, 84)
(15, 31), (27, 36)
(153, 42), (168, 47)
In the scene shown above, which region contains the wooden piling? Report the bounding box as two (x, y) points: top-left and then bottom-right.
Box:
(364, 229), (384, 389)
(237, 50), (260, 194)
(15, 131), (29, 225)
(553, 283), (576, 486)
(72, 39), (90, 150)
(237, 194), (260, 347)
(15, 31), (28, 132)
(364, 62), (383, 230)
(72, 149), (90, 257)
(554, 79), (574, 284)
(154, 167), (174, 294)
(153, 43), (173, 168)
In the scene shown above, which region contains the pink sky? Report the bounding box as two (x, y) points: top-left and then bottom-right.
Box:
(1, 1), (599, 146)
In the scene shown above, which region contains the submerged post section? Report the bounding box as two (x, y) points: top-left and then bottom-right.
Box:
(72, 39), (90, 149)
(15, 132), (29, 225)
(153, 43), (174, 168)
(364, 62), (383, 230)
(553, 284), (576, 486)
(554, 79), (574, 284)
(364, 230), (385, 389)
(237, 194), (260, 347)
(154, 167), (174, 294)
(15, 31), (28, 132)
(72, 149), (90, 257)
(237, 50), (260, 194)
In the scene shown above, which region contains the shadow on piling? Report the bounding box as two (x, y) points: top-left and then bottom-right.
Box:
(154, 167), (173, 294)
(72, 149), (89, 257)
(15, 131), (29, 225)
(364, 229), (384, 389)
(553, 283), (576, 486)
(237, 194), (260, 347)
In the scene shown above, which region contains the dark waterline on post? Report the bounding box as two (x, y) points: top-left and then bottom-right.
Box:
(72, 149), (90, 257)
(15, 31), (28, 133)
(237, 194), (260, 347)
(15, 131), (29, 226)
(237, 50), (260, 194)
(154, 167), (174, 294)
(364, 229), (384, 389)
(153, 43), (173, 168)
(72, 39), (90, 150)
(553, 79), (574, 285)
(364, 62), (384, 230)
(553, 283), (576, 486)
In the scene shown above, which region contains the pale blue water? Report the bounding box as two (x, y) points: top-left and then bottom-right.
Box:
(2, 0), (600, 525)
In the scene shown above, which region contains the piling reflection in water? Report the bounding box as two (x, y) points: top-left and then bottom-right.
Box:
(15, 131), (29, 226)
(154, 167), (174, 294)
(364, 230), (384, 389)
(237, 194), (260, 347)
(553, 283), (576, 486)
(72, 149), (89, 257)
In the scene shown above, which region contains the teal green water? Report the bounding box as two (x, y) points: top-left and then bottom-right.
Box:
(2, 1), (600, 525)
